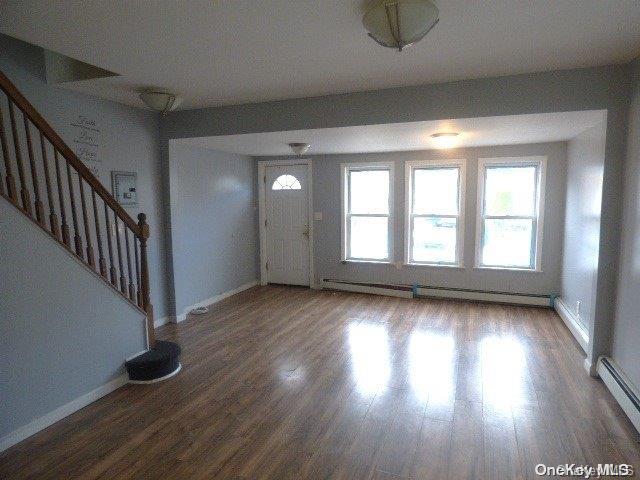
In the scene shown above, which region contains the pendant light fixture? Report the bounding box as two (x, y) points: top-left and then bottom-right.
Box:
(363, 0), (439, 52)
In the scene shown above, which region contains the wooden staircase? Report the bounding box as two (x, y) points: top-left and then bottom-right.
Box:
(0, 69), (158, 350)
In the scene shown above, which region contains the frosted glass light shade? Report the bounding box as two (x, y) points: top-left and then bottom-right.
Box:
(139, 90), (182, 114)
(363, 0), (439, 51)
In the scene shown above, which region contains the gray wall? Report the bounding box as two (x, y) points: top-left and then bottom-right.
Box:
(261, 142), (567, 294)
(0, 34), (168, 319)
(164, 62), (631, 368)
(0, 200), (146, 439)
(168, 142), (259, 314)
(560, 121), (607, 333)
(612, 58), (640, 389)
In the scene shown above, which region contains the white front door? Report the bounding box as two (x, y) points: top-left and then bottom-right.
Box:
(265, 164), (310, 286)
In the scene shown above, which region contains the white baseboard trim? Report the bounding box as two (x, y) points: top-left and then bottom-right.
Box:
(554, 297), (589, 352)
(597, 357), (640, 433)
(172, 280), (260, 324)
(0, 373), (129, 453)
(585, 357), (596, 377)
(154, 316), (173, 328)
(416, 287), (550, 306)
(321, 280), (413, 299)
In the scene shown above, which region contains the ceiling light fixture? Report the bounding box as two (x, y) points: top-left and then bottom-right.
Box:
(363, 0), (439, 52)
(289, 142), (311, 156)
(431, 132), (459, 149)
(139, 90), (182, 115)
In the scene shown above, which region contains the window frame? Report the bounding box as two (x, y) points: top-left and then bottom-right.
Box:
(341, 162), (394, 263)
(404, 159), (466, 267)
(475, 156), (547, 272)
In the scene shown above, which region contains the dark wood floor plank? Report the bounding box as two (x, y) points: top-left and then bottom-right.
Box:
(1, 286), (639, 480)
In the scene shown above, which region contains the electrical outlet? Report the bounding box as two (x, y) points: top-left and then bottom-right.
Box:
(576, 300), (581, 317)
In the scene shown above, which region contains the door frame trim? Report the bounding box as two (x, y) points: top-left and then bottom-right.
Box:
(258, 158), (315, 288)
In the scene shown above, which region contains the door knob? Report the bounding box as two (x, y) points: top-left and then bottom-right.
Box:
(303, 224), (310, 237)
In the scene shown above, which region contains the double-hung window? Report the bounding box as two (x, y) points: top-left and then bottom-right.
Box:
(405, 160), (465, 266)
(476, 157), (546, 270)
(341, 163), (393, 262)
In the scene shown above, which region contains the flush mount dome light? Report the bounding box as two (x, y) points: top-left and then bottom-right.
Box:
(431, 132), (459, 138)
(431, 132), (459, 148)
(139, 90), (182, 115)
(363, 0), (439, 52)
(289, 142), (311, 156)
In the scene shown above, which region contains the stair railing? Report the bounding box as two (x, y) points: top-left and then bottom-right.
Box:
(0, 70), (155, 347)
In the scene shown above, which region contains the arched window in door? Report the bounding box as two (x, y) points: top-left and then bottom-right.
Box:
(272, 174), (302, 190)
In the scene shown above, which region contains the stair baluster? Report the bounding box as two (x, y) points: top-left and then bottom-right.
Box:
(8, 102), (30, 213)
(65, 161), (83, 258)
(40, 135), (59, 238)
(0, 106), (6, 197)
(0, 69), (155, 348)
(0, 98), (16, 199)
(124, 228), (135, 301)
(114, 216), (127, 295)
(79, 178), (94, 268)
(134, 239), (142, 307)
(92, 187), (108, 278)
(104, 204), (118, 286)
(23, 118), (44, 225)
(53, 150), (71, 247)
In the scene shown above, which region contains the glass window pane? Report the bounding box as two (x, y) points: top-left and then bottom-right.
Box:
(412, 217), (457, 263)
(482, 218), (533, 268)
(484, 166), (536, 216)
(413, 168), (459, 215)
(349, 169), (389, 214)
(349, 216), (388, 259)
(272, 174), (301, 190)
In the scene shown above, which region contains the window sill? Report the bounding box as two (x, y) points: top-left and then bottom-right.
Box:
(474, 266), (543, 273)
(342, 259), (392, 265)
(405, 263), (465, 270)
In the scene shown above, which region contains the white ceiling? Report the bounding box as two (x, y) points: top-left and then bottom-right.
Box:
(1, 1), (639, 110)
(175, 111), (606, 156)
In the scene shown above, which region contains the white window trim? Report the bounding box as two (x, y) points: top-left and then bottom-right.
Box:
(475, 156), (547, 272)
(341, 162), (394, 263)
(404, 159), (466, 267)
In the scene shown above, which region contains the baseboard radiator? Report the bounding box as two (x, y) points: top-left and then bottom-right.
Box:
(597, 357), (640, 433)
(321, 279), (553, 307)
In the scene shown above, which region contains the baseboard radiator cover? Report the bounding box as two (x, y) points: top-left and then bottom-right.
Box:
(597, 357), (640, 433)
(321, 279), (553, 306)
(415, 285), (551, 307)
(321, 279), (413, 298)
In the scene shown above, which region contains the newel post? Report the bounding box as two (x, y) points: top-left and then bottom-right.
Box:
(138, 213), (156, 348)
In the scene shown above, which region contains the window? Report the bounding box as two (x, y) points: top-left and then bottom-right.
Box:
(272, 174), (301, 190)
(476, 157), (546, 270)
(341, 163), (393, 262)
(405, 160), (465, 266)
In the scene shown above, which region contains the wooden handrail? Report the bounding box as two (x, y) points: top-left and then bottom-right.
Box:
(0, 69), (155, 348)
(0, 70), (141, 236)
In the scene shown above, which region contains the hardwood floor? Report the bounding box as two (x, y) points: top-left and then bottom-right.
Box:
(1, 285), (639, 479)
